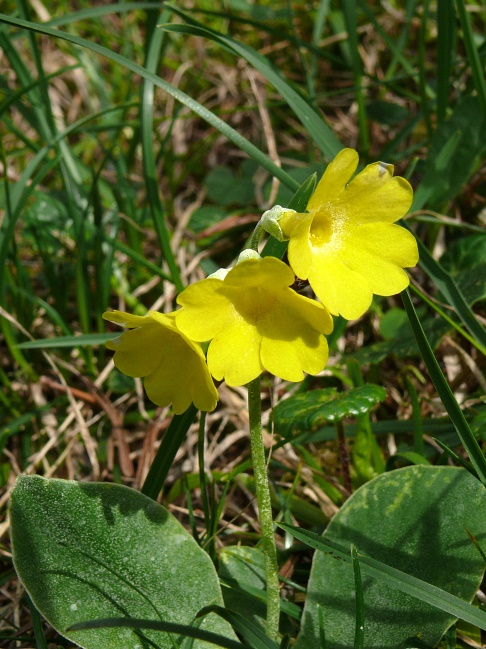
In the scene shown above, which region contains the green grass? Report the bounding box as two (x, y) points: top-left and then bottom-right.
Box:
(0, 1), (485, 647)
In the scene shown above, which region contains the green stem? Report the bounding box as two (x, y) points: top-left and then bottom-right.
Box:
(249, 222), (265, 252)
(198, 412), (211, 532)
(247, 377), (280, 640)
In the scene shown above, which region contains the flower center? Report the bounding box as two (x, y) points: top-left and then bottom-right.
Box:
(230, 287), (275, 326)
(309, 207), (333, 247)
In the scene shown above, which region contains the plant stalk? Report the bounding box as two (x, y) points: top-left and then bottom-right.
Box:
(247, 376), (280, 640)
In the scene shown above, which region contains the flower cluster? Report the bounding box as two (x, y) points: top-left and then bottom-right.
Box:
(104, 149), (418, 413)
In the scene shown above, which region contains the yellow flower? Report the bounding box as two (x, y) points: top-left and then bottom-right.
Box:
(280, 148), (419, 320)
(102, 310), (218, 414)
(175, 255), (333, 387)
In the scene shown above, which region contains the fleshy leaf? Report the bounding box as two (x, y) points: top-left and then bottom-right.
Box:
(273, 385), (387, 438)
(10, 476), (235, 649)
(295, 466), (486, 649)
(219, 546), (267, 631)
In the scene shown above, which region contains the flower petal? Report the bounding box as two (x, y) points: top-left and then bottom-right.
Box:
(308, 251), (373, 320)
(279, 210), (310, 239)
(340, 223), (418, 295)
(278, 288), (334, 335)
(225, 256), (295, 289)
(307, 148), (359, 210)
(106, 319), (164, 377)
(143, 335), (218, 414)
(176, 278), (233, 342)
(340, 162), (413, 224)
(105, 310), (218, 413)
(207, 312), (263, 386)
(103, 310), (150, 328)
(260, 312), (329, 381)
(286, 215), (314, 280)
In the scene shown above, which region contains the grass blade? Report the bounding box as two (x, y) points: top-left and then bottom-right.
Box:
(341, 1), (369, 154)
(141, 405), (198, 500)
(67, 617), (249, 649)
(412, 235), (486, 350)
(401, 289), (486, 485)
(409, 282), (486, 356)
(418, 0), (433, 138)
(279, 523), (486, 630)
(16, 333), (118, 349)
(0, 13), (299, 192)
(437, 0), (456, 122)
(455, 0), (486, 115)
(26, 594), (49, 649)
(141, 8), (183, 292)
(309, 0), (331, 104)
(161, 6), (343, 160)
(198, 606), (280, 649)
(44, 2), (164, 27)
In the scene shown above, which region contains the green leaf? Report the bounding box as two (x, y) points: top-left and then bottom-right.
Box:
(219, 546), (267, 632)
(281, 517), (486, 634)
(378, 308), (409, 340)
(10, 476), (235, 649)
(412, 96), (486, 211)
(352, 426), (384, 483)
(366, 100), (409, 127)
(296, 446), (345, 506)
(293, 466), (486, 649)
(351, 546), (365, 649)
(273, 385), (387, 439)
(346, 314), (450, 366)
(385, 451), (430, 471)
(204, 165), (256, 207)
(219, 547), (301, 629)
(189, 206), (228, 235)
(440, 235), (486, 274)
(456, 262), (486, 306)
(270, 165), (322, 209)
(471, 410), (486, 442)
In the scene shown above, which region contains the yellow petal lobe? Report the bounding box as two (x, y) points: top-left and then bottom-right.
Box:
(103, 310), (218, 413)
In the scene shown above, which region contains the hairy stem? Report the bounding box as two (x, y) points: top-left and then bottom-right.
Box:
(249, 221), (265, 252)
(247, 376), (280, 640)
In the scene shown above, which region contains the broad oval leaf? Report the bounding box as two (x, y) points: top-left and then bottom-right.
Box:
(296, 466), (486, 649)
(274, 385), (387, 439)
(220, 546), (267, 631)
(10, 475), (235, 649)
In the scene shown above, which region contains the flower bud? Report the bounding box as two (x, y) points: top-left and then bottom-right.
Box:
(260, 205), (297, 241)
